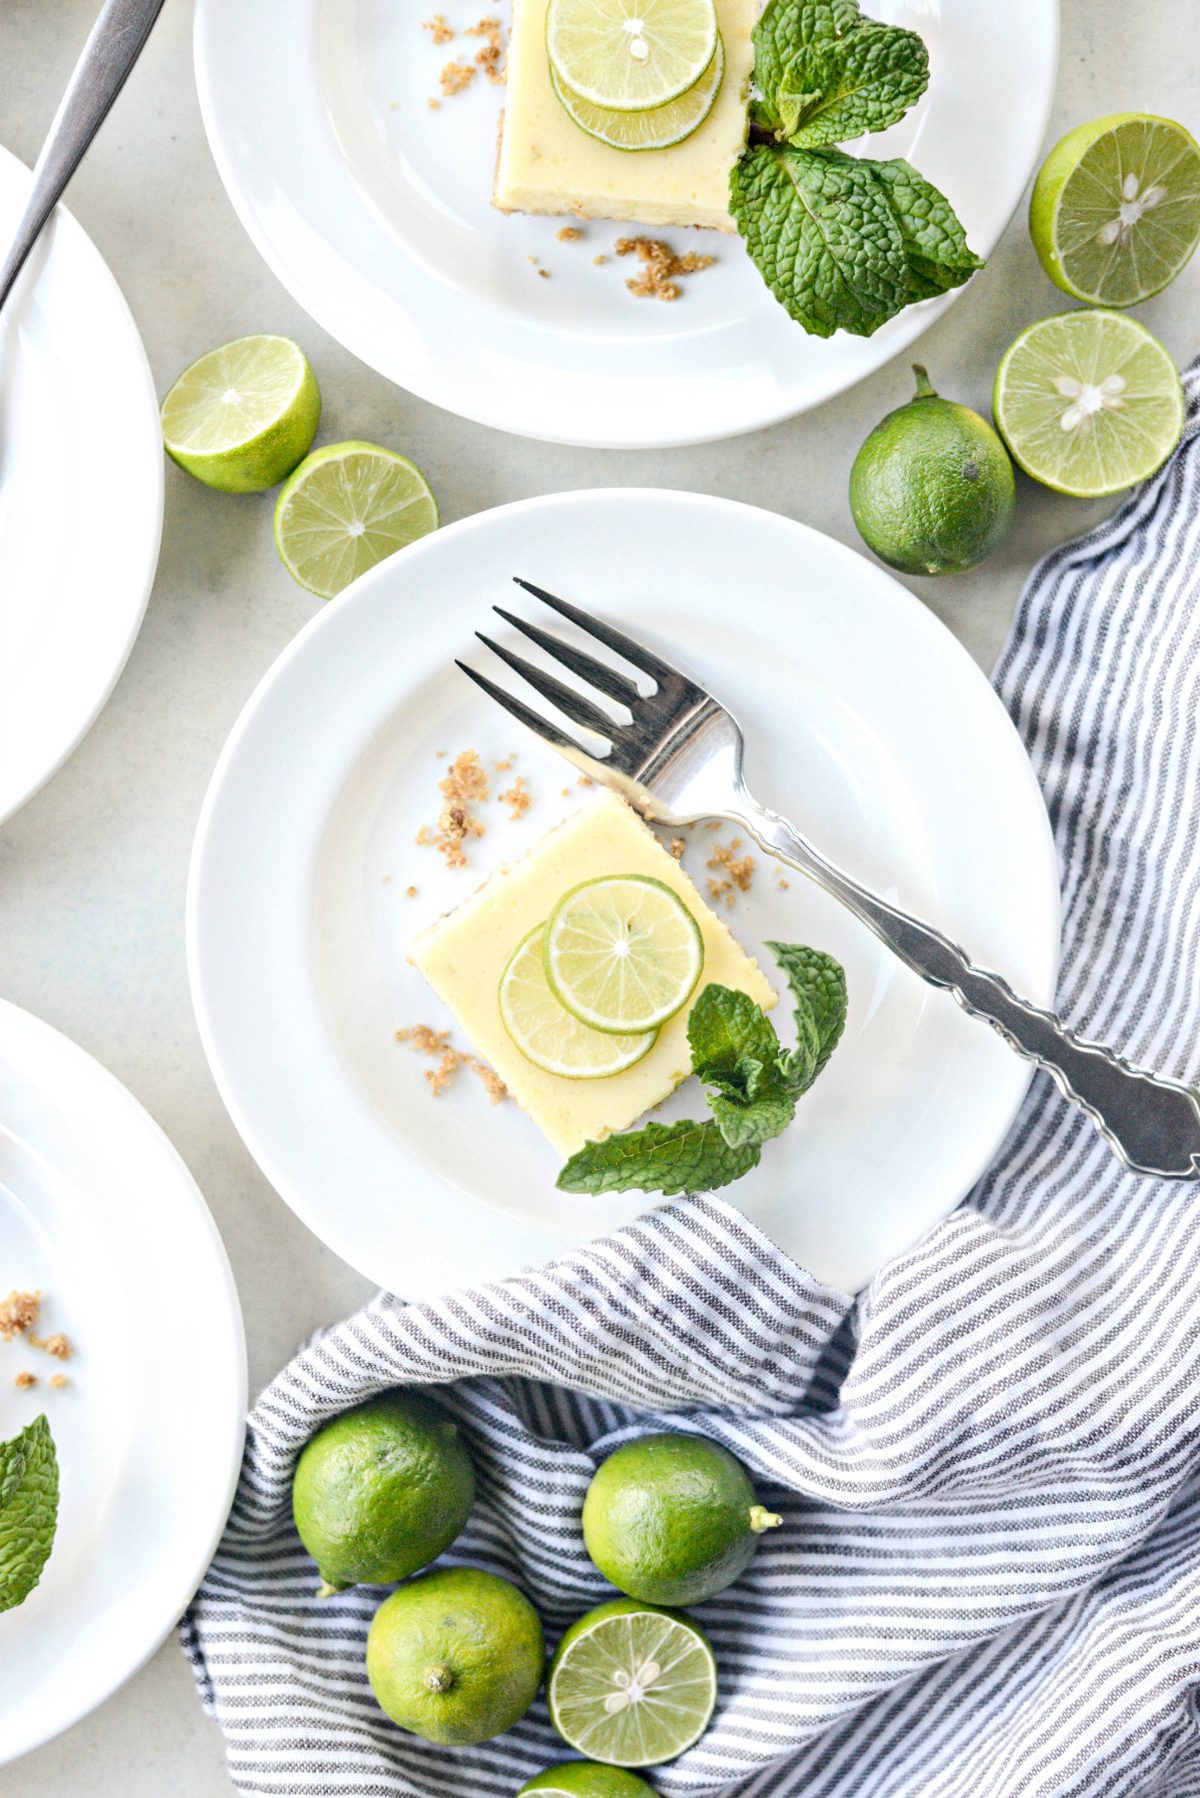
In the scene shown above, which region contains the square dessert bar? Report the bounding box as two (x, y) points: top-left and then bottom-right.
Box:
(409, 792), (776, 1156)
(494, 0), (756, 232)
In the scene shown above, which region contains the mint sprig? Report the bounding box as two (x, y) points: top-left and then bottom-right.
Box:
(736, 0), (980, 338)
(0, 1414), (59, 1615)
(557, 942), (847, 1198)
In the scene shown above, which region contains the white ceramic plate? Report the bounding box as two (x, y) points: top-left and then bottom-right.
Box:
(0, 1001), (245, 1764)
(189, 489), (1059, 1298)
(0, 145), (163, 828)
(193, 0), (1058, 447)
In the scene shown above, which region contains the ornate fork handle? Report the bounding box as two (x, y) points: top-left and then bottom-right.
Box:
(741, 802), (1200, 1180)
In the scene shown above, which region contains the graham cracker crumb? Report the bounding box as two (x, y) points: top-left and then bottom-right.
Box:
(29, 1332), (72, 1361)
(537, 267), (551, 278)
(428, 98), (442, 109)
(423, 12), (455, 43)
(397, 1025), (508, 1106)
(778, 877), (790, 890)
(436, 749), (446, 758)
(406, 885), (419, 898)
(615, 236), (715, 301)
(494, 756), (514, 771)
(706, 837), (756, 908)
(593, 254), (609, 266)
(0, 1290), (40, 1343)
(557, 226), (583, 242)
(14, 1371), (36, 1390)
(466, 15), (506, 83)
(473, 1062), (509, 1105)
(49, 1375), (68, 1390)
(423, 750), (489, 868)
(669, 838), (686, 861)
(561, 787), (572, 798)
(499, 774), (532, 818)
(578, 775), (594, 788)
(439, 59), (476, 97)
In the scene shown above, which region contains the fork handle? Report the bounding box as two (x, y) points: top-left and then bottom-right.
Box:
(0, 0), (168, 315)
(741, 804), (1200, 1180)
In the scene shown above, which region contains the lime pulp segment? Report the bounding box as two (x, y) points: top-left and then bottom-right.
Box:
(1031, 114), (1200, 307)
(544, 875), (704, 1034)
(993, 311), (1184, 499)
(500, 923), (659, 1078)
(273, 440), (439, 599)
(551, 34), (724, 151)
(161, 335), (321, 493)
(548, 1602), (717, 1766)
(547, 0), (718, 112)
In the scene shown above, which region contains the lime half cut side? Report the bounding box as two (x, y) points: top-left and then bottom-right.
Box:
(500, 924), (658, 1078)
(544, 875), (703, 1034)
(1030, 114), (1200, 307)
(273, 441), (439, 599)
(161, 335), (320, 493)
(548, 1599), (717, 1767)
(547, 0), (718, 112)
(993, 312), (1184, 499)
(551, 34), (724, 151)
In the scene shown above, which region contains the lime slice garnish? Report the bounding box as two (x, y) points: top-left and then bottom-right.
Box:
(544, 875), (703, 1034)
(547, 1599), (717, 1767)
(161, 335), (321, 493)
(547, 0), (717, 113)
(993, 311), (1184, 499)
(500, 924), (658, 1078)
(551, 34), (724, 151)
(1029, 113), (1200, 307)
(273, 440), (439, 599)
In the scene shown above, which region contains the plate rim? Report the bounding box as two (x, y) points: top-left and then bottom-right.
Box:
(0, 144), (164, 828)
(191, 0), (1061, 448)
(0, 997), (247, 1765)
(187, 486), (1061, 1298)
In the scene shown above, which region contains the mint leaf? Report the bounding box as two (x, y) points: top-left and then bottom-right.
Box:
(557, 1119), (761, 1197)
(731, 145), (907, 338)
(751, 0), (861, 132)
(688, 985), (798, 1148)
(783, 23), (929, 149)
(768, 942), (848, 1088)
(868, 157), (984, 300)
(0, 1414), (59, 1614)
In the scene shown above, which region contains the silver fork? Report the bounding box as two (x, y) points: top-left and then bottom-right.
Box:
(457, 577), (1200, 1182)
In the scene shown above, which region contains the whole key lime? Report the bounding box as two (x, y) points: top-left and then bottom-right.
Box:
(582, 1432), (780, 1606)
(366, 1566), (545, 1744)
(849, 366), (1016, 576)
(519, 1762), (659, 1794)
(292, 1391), (475, 1593)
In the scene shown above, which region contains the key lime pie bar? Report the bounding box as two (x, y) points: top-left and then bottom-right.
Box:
(494, 0), (756, 231)
(409, 791), (775, 1155)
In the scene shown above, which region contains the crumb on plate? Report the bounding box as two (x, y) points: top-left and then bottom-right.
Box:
(423, 12), (455, 43)
(420, 749), (490, 868)
(439, 59), (476, 97)
(396, 1024), (509, 1106)
(499, 774), (532, 818)
(615, 236), (715, 301)
(14, 1371), (36, 1390)
(466, 15), (506, 83)
(557, 226), (583, 242)
(0, 1290), (40, 1343)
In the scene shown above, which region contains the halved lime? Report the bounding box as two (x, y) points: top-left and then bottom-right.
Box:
(161, 335), (320, 493)
(1030, 114), (1200, 307)
(544, 876), (703, 1034)
(519, 1764), (658, 1795)
(500, 924), (658, 1078)
(993, 311), (1184, 498)
(547, 1599), (717, 1767)
(551, 34), (724, 151)
(547, 0), (717, 113)
(273, 441), (439, 599)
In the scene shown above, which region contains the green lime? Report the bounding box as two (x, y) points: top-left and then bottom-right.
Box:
(1029, 113), (1200, 307)
(546, 0), (717, 112)
(551, 36), (724, 151)
(993, 311), (1185, 498)
(292, 1391), (475, 1593)
(366, 1566), (544, 1745)
(547, 1599), (717, 1767)
(519, 1764), (658, 1795)
(273, 440), (439, 599)
(849, 366), (1016, 577)
(582, 1432), (780, 1606)
(544, 876), (703, 1035)
(500, 923), (658, 1078)
(161, 335), (320, 493)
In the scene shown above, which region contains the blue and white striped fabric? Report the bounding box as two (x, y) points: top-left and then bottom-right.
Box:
(183, 359), (1200, 1797)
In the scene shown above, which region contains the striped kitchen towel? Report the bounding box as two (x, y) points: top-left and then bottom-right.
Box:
(183, 358), (1200, 1798)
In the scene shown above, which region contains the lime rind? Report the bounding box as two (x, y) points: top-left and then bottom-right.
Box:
(500, 923), (659, 1078)
(551, 34), (724, 151)
(546, 0), (718, 113)
(548, 1600), (717, 1767)
(273, 440), (439, 599)
(544, 875), (704, 1035)
(161, 334), (321, 493)
(993, 310), (1184, 499)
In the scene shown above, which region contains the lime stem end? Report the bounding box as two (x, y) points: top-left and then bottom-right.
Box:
(912, 364), (938, 400)
(423, 1662), (456, 1695)
(750, 1505), (783, 1535)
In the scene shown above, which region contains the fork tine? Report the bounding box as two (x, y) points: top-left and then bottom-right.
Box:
(474, 633), (617, 741)
(454, 660), (593, 761)
(492, 606), (642, 710)
(512, 577), (685, 688)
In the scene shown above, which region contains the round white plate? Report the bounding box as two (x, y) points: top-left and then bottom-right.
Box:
(189, 489), (1059, 1299)
(0, 1001), (245, 1764)
(193, 0), (1058, 447)
(0, 145), (163, 828)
